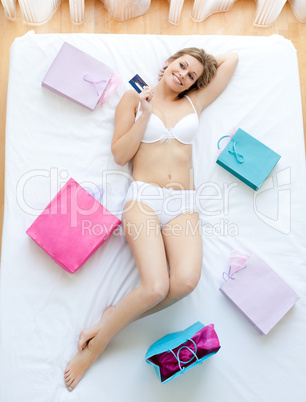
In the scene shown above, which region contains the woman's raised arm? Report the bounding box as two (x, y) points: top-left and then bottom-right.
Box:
(111, 88), (153, 166)
(195, 52), (239, 112)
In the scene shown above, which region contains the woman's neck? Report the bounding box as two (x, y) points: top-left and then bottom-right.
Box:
(153, 80), (180, 102)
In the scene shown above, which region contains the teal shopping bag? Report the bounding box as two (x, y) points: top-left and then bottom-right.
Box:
(145, 322), (220, 383)
(216, 128), (281, 190)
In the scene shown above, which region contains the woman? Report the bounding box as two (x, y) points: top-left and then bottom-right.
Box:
(64, 47), (239, 391)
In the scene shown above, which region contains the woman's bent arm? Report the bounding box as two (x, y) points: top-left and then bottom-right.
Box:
(111, 90), (152, 166)
(197, 52), (239, 111)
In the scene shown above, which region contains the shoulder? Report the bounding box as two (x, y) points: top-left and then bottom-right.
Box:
(120, 89), (139, 105)
(116, 89), (139, 115)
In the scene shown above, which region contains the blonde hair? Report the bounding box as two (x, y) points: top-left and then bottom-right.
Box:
(165, 47), (218, 98)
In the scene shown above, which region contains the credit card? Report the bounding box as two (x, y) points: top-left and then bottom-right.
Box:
(129, 74), (148, 93)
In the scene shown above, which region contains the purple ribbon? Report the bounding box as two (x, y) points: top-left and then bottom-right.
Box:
(83, 74), (106, 97)
(222, 264), (247, 281)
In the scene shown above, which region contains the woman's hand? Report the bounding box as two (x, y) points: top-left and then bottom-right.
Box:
(158, 65), (168, 81)
(139, 86), (154, 114)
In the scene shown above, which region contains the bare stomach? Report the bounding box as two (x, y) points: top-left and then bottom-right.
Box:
(132, 140), (195, 190)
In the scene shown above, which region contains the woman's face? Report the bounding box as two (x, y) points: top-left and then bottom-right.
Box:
(164, 54), (204, 93)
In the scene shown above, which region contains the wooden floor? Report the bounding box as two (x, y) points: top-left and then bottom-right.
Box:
(0, 0), (305, 256)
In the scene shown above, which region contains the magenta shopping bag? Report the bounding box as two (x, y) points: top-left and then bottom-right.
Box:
(26, 178), (121, 273)
(219, 252), (299, 334)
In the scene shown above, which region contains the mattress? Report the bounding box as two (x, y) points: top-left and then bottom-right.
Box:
(1, 31), (306, 402)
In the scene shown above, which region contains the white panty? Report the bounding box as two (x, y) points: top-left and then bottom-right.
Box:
(123, 180), (197, 229)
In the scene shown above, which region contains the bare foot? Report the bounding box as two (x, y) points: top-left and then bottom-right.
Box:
(78, 306), (116, 351)
(64, 343), (99, 392)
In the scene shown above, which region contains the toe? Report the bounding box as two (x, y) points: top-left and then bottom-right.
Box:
(64, 373), (71, 381)
(66, 376), (74, 387)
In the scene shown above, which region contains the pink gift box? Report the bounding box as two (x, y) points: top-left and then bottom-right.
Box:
(42, 42), (114, 110)
(219, 254), (299, 335)
(26, 178), (121, 273)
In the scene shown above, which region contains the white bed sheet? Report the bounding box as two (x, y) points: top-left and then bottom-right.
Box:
(1, 31), (306, 402)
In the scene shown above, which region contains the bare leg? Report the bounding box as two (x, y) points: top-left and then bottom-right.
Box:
(65, 202), (169, 391)
(78, 306), (115, 351)
(78, 212), (202, 349)
(139, 211), (203, 318)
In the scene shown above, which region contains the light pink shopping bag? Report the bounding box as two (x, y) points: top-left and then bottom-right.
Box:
(26, 178), (121, 273)
(42, 42), (114, 110)
(220, 253), (299, 334)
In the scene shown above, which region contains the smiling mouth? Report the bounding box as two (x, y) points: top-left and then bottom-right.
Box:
(173, 74), (182, 85)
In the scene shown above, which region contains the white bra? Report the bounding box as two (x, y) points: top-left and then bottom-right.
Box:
(135, 95), (199, 145)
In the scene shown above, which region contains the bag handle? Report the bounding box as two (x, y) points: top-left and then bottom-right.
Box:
(217, 135), (244, 164)
(223, 264), (247, 281)
(228, 141), (244, 163)
(217, 135), (232, 150)
(222, 250), (250, 281)
(83, 74), (107, 97)
(168, 338), (202, 372)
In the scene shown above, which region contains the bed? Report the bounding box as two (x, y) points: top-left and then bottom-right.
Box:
(1, 31), (305, 402)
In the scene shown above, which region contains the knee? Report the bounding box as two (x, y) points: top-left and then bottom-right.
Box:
(142, 280), (169, 307)
(171, 271), (201, 299)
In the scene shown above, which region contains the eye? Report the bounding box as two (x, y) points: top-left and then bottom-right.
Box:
(180, 63), (185, 69)
(189, 74), (194, 80)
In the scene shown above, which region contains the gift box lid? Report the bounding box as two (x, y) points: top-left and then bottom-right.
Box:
(219, 254), (300, 334)
(216, 128), (281, 190)
(42, 42), (114, 110)
(26, 178), (121, 273)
